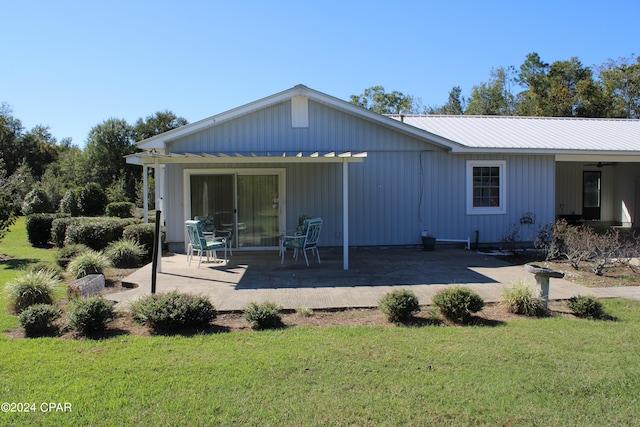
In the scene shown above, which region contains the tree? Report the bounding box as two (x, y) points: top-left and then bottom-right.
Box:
(516, 52), (550, 116)
(0, 159), (17, 242)
(8, 161), (36, 214)
(18, 125), (59, 179)
(0, 103), (24, 176)
(84, 118), (136, 199)
(350, 86), (422, 114)
(599, 55), (640, 118)
(133, 110), (188, 142)
(465, 67), (517, 115)
(514, 53), (615, 117)
(428, 86), (465, 115)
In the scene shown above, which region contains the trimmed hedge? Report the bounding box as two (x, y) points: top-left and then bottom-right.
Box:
(26, 213), (69, 246)
(129, 291), (217, 334)
(106, 202), (135, 218)
(123, 223), (166, 260)
(53, 217), (138, 250)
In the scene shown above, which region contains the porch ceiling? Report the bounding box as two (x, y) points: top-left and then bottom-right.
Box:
(126, 151), (367, 165)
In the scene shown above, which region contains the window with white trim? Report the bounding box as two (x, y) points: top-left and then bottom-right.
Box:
(466, 160), (506, 214)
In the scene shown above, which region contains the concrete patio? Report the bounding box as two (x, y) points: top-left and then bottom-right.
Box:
(106, 247), (640, 312)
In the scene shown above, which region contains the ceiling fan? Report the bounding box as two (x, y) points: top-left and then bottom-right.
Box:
(584, 161), (616, 167)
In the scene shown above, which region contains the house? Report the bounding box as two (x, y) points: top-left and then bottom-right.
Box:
(126, 85), (640, 269)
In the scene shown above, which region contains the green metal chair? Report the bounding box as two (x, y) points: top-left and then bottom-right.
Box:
(195, 215), (233, 255)
(185, 220), (227, 267)
(281, 218), (322, 266)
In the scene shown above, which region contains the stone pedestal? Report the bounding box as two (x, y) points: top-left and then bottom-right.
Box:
(524, 264), (564, 308)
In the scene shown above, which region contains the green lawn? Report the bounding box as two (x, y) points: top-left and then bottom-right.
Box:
(1, 220), (640, 426)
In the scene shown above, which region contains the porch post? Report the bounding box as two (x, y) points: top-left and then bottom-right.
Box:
(154, 158), (162, 273)
(142, 165), (148, 223)
(343, 159), (349, 270)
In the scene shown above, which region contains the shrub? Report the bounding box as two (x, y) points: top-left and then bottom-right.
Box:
(123, 223), (166, 260)
(77, 182), (108, 216)
(5, 270), (59, 313)
(67, 296), (116, 336)
(55, 243), (89, 268)
(67, 250), (112, 279)
(106, 202), (135, 218)
(26, 213), (69, 246)
(129, 291), (217, 334)
(432, 286), (485, 324)
(500, 282), (546, 316)
(105, 238), (147, 268)
(64, 217), (136, 250)
(51, 216), (77, 247)
(27, 261), (64, 279)
(296, 307), (313, 317)
(378, 289), (420, 323)
(60, 187), (81, 216)
(244, 302), (283, 330)
(18, 304), (62, 336)
(567, 295), (605, 319)
(22, 187), (53, 215)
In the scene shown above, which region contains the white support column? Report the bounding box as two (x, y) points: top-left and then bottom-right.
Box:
(343, 160), (349, 270)
(142, 165), (148, 223)
(154, 159), (162, 273)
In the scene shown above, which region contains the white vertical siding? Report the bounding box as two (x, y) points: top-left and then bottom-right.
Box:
(164, 99), (557, 249)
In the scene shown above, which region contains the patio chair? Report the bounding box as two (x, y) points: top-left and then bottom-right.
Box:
(185, 220), (227, 268)
(195, 215), (233, 255)
(281, 218), (322, 266)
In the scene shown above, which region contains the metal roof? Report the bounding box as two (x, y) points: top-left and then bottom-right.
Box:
(390, 115), (640, 154)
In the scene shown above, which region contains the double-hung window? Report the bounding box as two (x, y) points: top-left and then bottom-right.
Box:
(466, 160), (506, 214)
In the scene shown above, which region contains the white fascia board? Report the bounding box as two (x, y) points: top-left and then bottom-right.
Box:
(137, 86), (309, 150)
(137, 85), (461, 153)
(556, 154), (640, 162)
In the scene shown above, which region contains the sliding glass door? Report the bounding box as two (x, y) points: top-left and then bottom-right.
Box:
(237, 175), (280, 247)
(189, 171), (281, 249)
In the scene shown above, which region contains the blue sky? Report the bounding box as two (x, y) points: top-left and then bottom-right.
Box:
(2, 0), (638, 147)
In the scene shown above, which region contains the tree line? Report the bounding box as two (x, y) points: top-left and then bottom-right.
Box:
(0, 106), (187, 240)
(350, 52), (640, 118)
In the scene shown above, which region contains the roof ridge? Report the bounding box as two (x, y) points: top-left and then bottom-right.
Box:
(388, 114), (640, 122)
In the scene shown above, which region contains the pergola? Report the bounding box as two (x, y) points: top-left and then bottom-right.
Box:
(126, 150), (367, 270)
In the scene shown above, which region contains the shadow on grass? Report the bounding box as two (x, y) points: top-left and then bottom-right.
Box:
(466, 316), (507, 327)
(143, 323), (234, 337)
(394, 316), (443, 327)
(247, 318), (288, 331)
(0, 257), (41, 271)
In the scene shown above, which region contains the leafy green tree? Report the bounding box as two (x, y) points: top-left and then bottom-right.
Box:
(84, 118), (137, 199)
(22, 186), (53, 215)
(133, 110), (188, 142)
(8, 161), (36, 214)
(0, 159), (17, 241)
(350, 86), (422, 114)
(599, 55), (640, 118)
(77, 182), (108, 216)
(516, 52), (550, 116)
(428, 86), (465, 115)
(0, 103), (24, 176)
(515, 53), (612, 117)
(465, 67), (517, 115)
(18, 125), (59, 179)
